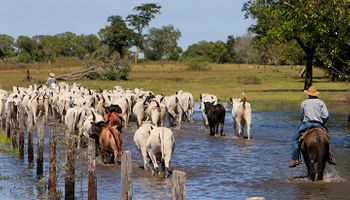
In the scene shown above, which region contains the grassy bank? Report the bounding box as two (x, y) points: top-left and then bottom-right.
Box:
(0, 58), (349, 112)
(0, 130), (17, 155)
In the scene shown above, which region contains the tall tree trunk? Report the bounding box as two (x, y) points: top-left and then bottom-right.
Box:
(295, 38), (316, 90)
(134, 46), (138, 64)
(304, 49), (315, 90)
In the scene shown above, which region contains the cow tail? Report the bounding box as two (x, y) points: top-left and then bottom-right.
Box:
(176, 96), (188, 119)
(109, 127), (121, 152)
(240, 93), (247, 110)
(160, 129), (165, 162)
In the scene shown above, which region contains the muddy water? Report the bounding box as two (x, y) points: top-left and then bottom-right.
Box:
(0, 106), (349, 200)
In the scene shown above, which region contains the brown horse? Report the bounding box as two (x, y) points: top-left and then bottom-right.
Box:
(299, 128), (330, 181)
(99, 125), (122, 164)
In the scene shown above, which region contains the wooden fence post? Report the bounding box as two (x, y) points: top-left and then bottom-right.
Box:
(19, 112), (25, 160)
(48, 124), (58, 199)
(6, 118), (10, 138)
(27, 126), (34, 168)
(36, 116), (45, 179)
(121, 151), (132, 200)
(88, 138), (97, 200)
(65, 130), (75, 200)
(171, 170), (187, 200)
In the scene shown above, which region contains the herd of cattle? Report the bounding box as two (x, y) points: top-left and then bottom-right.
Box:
(0, 82), (251, 177)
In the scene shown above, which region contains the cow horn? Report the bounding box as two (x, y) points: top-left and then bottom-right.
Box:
(92, 111), (96, 122)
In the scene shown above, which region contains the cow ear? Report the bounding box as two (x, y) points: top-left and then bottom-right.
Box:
(229, 97), (232, 102)
(199, 94), (202, 100)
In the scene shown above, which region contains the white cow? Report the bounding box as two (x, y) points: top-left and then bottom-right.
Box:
(199, 93), (218, 128)
(164, 95), (182, 128)
(176, 90), (194, 122)
(145, 100), (165, 127)
(230, 93), (252, 140)
(146, 126), (175, 177)
(133, 123), (154, 170)
(132, 99), (148, 128)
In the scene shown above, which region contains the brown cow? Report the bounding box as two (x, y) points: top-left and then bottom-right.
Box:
(99, 125), (122, 164)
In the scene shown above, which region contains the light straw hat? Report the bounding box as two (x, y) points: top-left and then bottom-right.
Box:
(49, 72), (55, 77)
(304, 86), (320, 97)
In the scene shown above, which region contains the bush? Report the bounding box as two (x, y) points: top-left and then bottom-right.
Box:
(186, 57), (211, 71)
(237, 76), (262, 85)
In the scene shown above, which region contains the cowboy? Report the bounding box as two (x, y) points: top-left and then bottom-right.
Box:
(46, 72), (56, 88)
(289, 86), (336, 167)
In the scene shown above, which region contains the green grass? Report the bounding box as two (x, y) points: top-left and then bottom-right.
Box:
(0, 58), (349, 112)
(0, 130), (10, 144)
(0, 130), (18, 155)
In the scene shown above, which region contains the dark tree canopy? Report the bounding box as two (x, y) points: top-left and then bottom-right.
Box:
(99, 15), (137, 57)
(243, 0), (350, 87)
(143, 25), (182, 61)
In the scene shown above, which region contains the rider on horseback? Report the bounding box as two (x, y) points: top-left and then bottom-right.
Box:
(289, 86), (336, 168)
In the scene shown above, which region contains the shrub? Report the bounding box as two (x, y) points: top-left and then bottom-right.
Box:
(237, 76), (262, 85)
(186, 57), (210, 71)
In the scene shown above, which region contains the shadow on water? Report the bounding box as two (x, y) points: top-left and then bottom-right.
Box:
(0, 102), (350, 199)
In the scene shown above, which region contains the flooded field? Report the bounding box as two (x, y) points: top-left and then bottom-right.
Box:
(0, 105), (349, 200)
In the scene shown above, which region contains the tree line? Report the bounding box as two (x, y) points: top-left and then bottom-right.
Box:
(0, 1), (349, 84)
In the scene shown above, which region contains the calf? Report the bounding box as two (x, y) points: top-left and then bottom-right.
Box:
(146, 126), (175, 177)
(230, 93), (252, 139)
(200, 93), (218, 129)
(204, 102), (225, 136)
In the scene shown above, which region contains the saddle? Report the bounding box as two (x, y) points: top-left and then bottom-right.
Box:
(298, 127), (330, 144)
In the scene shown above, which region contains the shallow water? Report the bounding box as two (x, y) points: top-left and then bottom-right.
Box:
(0, 105), (349, 200)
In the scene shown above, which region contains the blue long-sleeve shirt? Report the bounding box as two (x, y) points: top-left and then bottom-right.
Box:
(301, 97), (329, 124)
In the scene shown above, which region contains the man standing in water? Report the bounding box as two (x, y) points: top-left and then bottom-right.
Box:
(289, 86), (336, 167)
(46, 72), (56, 88)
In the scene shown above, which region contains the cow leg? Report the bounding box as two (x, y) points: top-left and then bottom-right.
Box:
(209, 125), (214, 136)
(220, 122), (225, 136)
(76, 132), (81, 149)
(101, 146), (107, 163)
(246, 121), (251, 140)
(168, 110), (177, 127)
(141, 147), (149, 170)
(236, 121), (242, 137)
(146, 149), (159, 175)
(163, 155), (171, 178)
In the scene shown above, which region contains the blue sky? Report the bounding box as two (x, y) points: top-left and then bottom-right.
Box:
(1, 0), (254, 50)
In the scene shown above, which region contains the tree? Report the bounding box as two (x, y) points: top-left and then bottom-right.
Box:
(99, 15), (136, 57)
(243, 0), (350, 89)
(16, 36), (37, 56)
(143, 25), (182, 61)
(75, 34), (101, 59)
(0, 34), (15, 59)
(182, 40), (230, 63)
(126, 3), (161, 63)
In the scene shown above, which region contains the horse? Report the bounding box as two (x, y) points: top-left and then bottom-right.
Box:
(299, 127), (330, 181)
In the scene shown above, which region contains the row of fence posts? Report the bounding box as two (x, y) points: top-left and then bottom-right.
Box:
(4, 114), (187, 200)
